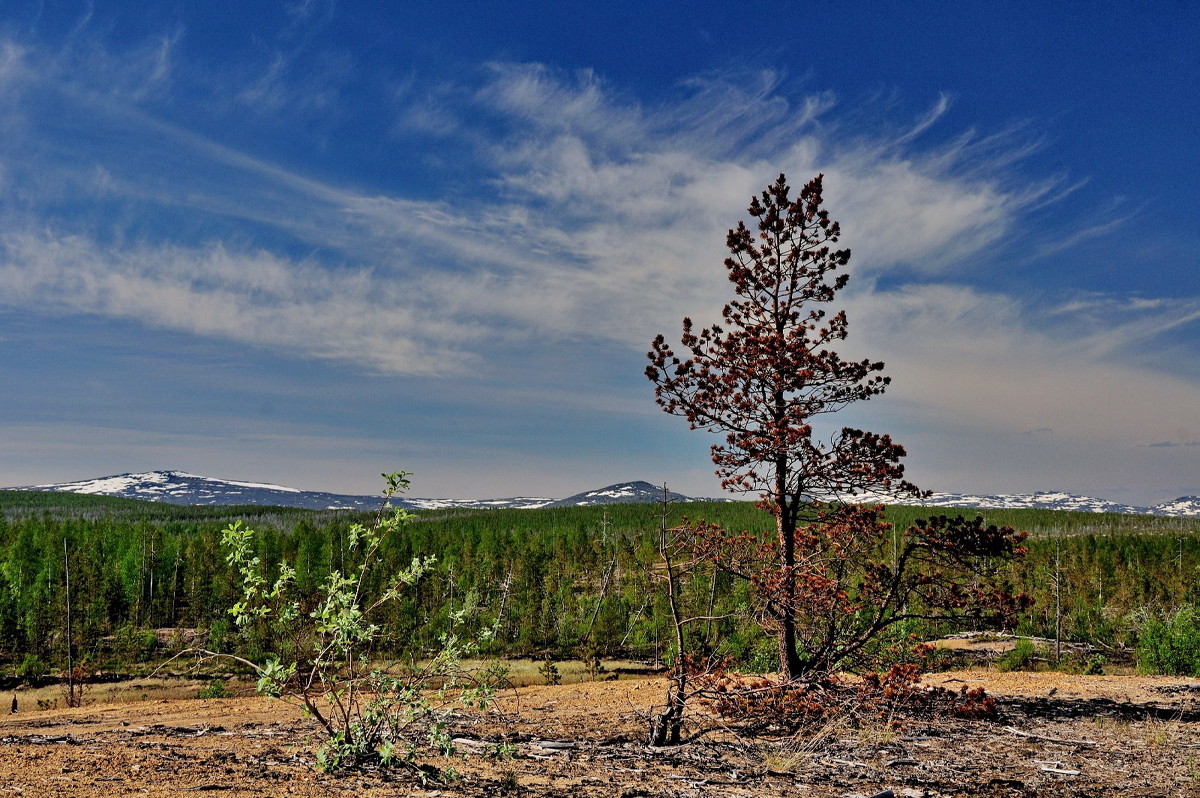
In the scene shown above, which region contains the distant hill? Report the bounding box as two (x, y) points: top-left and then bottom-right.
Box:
(6, 470), (1199, 517)
(6, 471), (694, 512)
(895, 489), (1200, 517)
(544, 481), (699, 507)
(11, 471), (385, 511)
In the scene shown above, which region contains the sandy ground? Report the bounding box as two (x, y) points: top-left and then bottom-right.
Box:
(4, 670), (1200, 797)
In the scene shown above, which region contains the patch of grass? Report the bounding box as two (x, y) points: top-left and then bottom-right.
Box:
(763, 714), (849, 773)
(1144, 719), (1181, 747)
(856, 717), (899, 746)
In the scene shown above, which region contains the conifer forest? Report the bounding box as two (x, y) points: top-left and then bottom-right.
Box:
(3, 489), (1199, 681)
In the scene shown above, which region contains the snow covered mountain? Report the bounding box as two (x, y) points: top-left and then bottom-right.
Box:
(9, 470), (554, 511)
(1153, 496), (1200, 516)
(8, 473), (699, 511)
(866, 488), (1200, 517)
(14, 470), (386, 510)
(6, 471), (1199, 517)
(901, 490), (1153, 515)
(543, 481), (697, 507)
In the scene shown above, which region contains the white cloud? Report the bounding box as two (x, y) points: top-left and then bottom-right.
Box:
(848, 283), (1200, 448)
(48, 24), (181, 104)
(1043, 294), (1200, 360)
(404, 65), (1056, 347)
(0, 39), (26, 88)
(0, 230), (471, 376)
(235, 48), (349, 116)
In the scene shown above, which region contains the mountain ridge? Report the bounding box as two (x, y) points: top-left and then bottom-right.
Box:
(8, 471), (701, 512)
(7, 470), (1199, 517)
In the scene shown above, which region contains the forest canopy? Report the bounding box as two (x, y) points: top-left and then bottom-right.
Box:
(1, 490), (1198, 677)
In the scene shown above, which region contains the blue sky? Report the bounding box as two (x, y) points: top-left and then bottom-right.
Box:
(1, 1), (1197, 505)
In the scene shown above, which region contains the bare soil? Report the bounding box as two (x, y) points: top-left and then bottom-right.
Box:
(4, 669), (1200, 797)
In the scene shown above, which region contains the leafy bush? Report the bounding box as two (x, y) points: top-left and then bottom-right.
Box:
(1138, 606), (1200, 676)
(743, 638), (779, 675)
(219, 472), (506, 778)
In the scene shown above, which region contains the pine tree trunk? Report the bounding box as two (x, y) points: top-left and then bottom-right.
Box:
(775, 497), (803, 679)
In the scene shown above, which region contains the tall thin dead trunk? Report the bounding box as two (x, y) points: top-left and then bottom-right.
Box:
(650, 484), (687, 747)
(63, 537), (80, 708)
(581, 556), (617, 646)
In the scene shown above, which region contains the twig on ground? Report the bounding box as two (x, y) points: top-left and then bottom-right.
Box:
(1003, 726), (1096, 747)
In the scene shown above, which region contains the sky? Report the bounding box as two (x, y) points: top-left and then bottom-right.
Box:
(0, 1), (1197, 506)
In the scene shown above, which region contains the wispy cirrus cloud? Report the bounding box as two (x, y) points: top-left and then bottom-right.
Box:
(848, 283), (1200, 448)
(405, 63), (1058, 338)
(1044, 294), (1200, 361)
(2, 43), (1064, 377)
(0, 229), (473, 375)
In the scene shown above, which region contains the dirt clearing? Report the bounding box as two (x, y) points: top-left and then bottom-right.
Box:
(4, 670), (1200, 796)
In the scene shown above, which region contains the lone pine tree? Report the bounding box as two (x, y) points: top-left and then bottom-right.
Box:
(647, 174), (1024, 680)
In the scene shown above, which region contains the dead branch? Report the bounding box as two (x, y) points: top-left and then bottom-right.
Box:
(1004, 726), (1097, 747)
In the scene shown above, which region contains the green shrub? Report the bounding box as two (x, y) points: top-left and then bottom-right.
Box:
(1138, 606), (1200, 676)
(538, 656), (561, 686)
(995, 637), (1039, 672)
(1056, 652), (1107, 675)
(744, 637), (778, 675)
(115, 624), (158, 663)
(205, 619), (231, 655)
(16, 653), (48, 684)
(196, 679), (233, 699)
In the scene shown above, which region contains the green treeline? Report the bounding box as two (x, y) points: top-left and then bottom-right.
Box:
(2, 490), (1199, 675)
